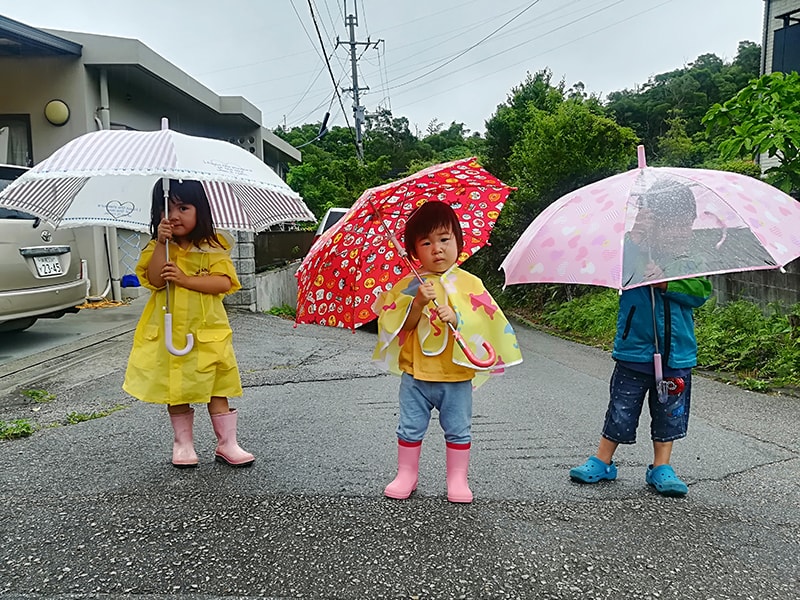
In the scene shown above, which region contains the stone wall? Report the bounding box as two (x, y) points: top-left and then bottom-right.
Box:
(710, 260), (800, 309)
(224, 231), (256, 311)
(227, 233), (307, 313)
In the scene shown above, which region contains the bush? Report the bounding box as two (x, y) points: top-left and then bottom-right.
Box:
(517, 291), (800, 390)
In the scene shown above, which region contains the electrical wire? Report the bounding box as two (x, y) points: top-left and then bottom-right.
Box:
(385, 0), (544, 91)
(394, 0), (672, 110)
(306, 0), (360, 155)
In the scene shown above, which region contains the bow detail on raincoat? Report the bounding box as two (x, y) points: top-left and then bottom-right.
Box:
(372, 267), (522, 387)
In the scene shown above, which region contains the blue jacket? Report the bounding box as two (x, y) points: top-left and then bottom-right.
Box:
(612, 278), (712, 369)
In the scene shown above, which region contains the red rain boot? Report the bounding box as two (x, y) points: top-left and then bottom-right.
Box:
(446, 442), (473, 503)
(384, 439), (422, 499)
(211, 409), (255, 467)
(169, 408), (199, 468)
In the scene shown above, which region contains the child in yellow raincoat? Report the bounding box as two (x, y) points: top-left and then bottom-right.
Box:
(374, 201), (522, 503)
(123, 179), (254, 468)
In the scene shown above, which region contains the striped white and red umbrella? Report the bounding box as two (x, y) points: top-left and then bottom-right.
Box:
(0, 121), (314, 232)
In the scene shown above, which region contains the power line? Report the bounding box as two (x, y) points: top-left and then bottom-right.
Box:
(306, 0), (360, 156)
(385, 0), (544, 91)
(393, 1), (672, 111)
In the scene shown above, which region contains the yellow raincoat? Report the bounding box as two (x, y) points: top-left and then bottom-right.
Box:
(372, 267), (523, 388)
(122, 236), (243, 405)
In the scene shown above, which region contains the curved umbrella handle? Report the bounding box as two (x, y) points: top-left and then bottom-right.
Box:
(164, 313), (194, 356)
(450, 326), (497, 368)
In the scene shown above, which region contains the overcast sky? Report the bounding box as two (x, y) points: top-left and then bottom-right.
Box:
(2, 0), (765, 136)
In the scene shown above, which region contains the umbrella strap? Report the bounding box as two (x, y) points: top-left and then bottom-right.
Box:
(650, 286), (659, 356)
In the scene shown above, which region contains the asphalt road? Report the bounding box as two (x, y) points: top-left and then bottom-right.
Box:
(0, 306), (798, 599)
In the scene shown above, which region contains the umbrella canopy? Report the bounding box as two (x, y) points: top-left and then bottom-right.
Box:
(0, 124), (314, 232)
(295, 157), (513, 329)
(500, 146), (800, 290)
(0, 119), (313, 358)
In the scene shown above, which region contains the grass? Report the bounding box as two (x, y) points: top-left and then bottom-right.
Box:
(21, 389), (55, 403)
(267, 304), (296, 319)
(515, 288), (800, 394)
(1, 406), (129, 441)
(65, 405), (126, 425)
(0, 419), (35, 440)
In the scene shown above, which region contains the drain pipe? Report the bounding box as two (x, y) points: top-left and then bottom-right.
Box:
(99, 68), (122, 301)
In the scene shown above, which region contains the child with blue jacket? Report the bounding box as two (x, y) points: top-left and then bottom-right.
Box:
(570, 179), (712, 496)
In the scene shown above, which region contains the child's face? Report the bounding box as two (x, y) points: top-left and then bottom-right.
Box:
(632, 208), (694, 249)
(413, 226), (458, 274)
(164, 198), (197, 239)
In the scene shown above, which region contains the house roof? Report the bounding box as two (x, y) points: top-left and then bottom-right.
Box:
(0, 15), (82, 56)
(0, 17), (300, 164)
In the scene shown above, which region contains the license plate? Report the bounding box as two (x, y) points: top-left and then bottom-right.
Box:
(33, 255), (63, 277)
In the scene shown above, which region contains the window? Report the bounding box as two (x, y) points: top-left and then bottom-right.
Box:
(772, 10), (800, 74)
(0, 115), (33, 166)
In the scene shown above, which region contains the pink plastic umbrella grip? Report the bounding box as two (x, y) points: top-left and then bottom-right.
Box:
(654, 352), (670, 403)
(451, 328), (497, 368)
(164, 313), (194, 356)
(653, 352), (663, 381)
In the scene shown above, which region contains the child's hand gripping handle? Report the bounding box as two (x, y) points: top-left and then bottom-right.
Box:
(449, 324), (496, 368)
(428, 294), (497, 369)
(164, 313), (194, 356)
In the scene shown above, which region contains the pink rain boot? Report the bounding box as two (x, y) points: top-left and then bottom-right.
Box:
(169, 408), (199, 468)
(446, 442), (473, 503)
(384, 439), (422, 499)
(211, 409), (255, 467)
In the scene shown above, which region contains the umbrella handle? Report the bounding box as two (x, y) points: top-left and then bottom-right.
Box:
(164, 313), (194, 356)
(653, 352), (670, 404)
(450, 325), (497, 368)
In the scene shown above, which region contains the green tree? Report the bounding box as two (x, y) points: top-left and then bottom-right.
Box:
(275, 124), (391, 218)
(483, 69), (565, 181)
(606, 43), (761, 165)
(703, 71), (800, 194)
(473, 97), (637, 299)
(364, 108), (433, 176)
(421, 121), (483, 163)
(656, 112), (694, 166)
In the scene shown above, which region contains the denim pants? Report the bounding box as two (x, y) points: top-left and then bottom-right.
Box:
(602, 364), (692, 444)
(396, 372), (473, 445)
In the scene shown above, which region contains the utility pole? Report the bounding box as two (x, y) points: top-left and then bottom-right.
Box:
(337, 1), (380, 162)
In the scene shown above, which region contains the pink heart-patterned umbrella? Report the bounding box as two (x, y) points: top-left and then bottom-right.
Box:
(501, 144), (800, 399)
(501, 145), (800, 291)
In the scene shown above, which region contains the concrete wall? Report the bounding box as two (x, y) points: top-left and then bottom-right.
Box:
(254, 260), (300, 312)
(711, 260), (800, 309)
(0, 55), (91, 163)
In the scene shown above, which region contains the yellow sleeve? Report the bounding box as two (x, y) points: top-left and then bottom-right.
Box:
(207, 251), (241, 295)
(134, 240), (160, 291)
(372, 275), (418, 373)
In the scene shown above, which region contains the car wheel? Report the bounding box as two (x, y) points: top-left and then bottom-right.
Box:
(0, 317), (38, 333)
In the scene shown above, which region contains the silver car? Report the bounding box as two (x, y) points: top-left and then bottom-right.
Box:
(0, 164), (89, 332)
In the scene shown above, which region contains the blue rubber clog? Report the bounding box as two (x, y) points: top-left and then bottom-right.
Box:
(646, 464), (688, 497)
(569, 456), (618, 483)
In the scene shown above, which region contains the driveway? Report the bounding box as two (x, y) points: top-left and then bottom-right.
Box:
(0, 309), (798, 599)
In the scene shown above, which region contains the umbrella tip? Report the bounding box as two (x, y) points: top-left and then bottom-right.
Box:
(637, 145), (646, 169)
(161, 117), (169, 130)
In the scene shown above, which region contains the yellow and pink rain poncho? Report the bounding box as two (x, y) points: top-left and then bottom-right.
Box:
(372, 266), (522, 388)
